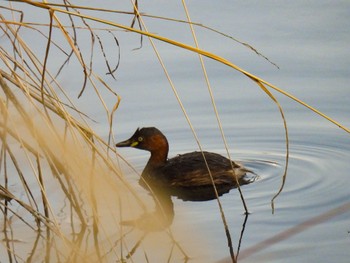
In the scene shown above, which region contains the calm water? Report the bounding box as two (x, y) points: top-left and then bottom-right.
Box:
(2, 1), (350, 262)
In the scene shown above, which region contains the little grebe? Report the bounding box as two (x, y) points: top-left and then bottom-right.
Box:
(116, 127), (253, 201)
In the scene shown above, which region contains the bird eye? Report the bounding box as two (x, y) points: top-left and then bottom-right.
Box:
(138, 136), (143, 142)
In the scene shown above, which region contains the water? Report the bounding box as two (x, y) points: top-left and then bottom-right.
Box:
(1, 1), (350, 262)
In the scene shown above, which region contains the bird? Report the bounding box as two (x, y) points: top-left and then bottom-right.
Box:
(116, 127), (254, 201)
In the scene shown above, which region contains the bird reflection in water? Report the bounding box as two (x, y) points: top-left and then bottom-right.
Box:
(120, 188), (174, 232)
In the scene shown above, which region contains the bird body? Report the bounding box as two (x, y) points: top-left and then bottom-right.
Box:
(116, 127), (253, 201)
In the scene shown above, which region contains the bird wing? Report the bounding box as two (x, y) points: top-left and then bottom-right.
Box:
(160, 151), (243, 188)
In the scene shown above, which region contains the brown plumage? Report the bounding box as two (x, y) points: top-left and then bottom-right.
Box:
(116, 127), (253, 201)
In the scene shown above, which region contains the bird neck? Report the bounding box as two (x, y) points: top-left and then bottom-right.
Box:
(140, 149), (168, 189)
(145, 134), (169, 168)
(147, 149), (168, 168)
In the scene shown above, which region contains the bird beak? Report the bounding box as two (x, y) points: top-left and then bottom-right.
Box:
(116, 128), (140, 148)
(116, 138), (132, 147)
(116, 138), (139, 148)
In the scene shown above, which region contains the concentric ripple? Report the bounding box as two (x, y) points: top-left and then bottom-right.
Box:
(242, 141), (350, 213)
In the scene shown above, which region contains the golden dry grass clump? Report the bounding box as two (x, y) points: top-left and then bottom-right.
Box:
(0, 2), (189, 262)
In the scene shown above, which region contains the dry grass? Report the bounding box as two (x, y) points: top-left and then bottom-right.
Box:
(1, 1), (349, 263)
